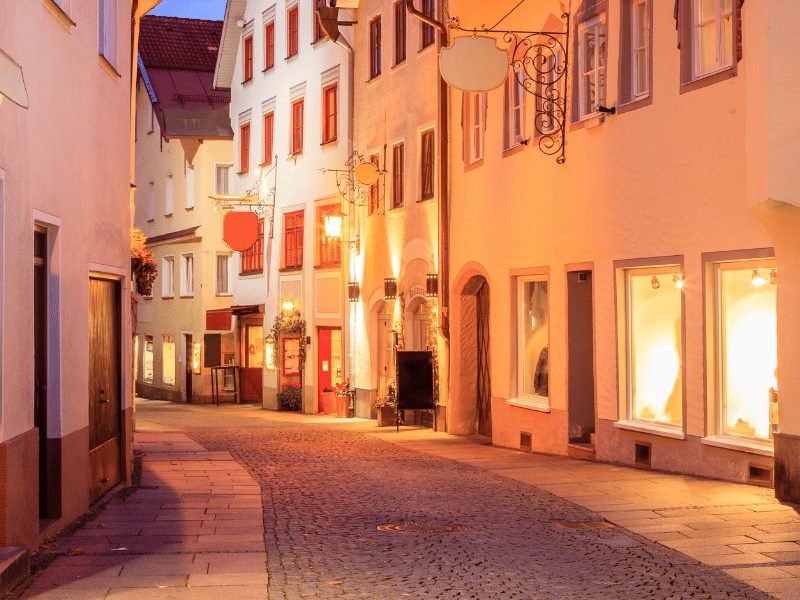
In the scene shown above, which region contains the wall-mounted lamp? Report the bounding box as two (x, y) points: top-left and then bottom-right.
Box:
(384, 278), (397, 300)
(672, 274), (684, 289)
(265, 336), (276, 370)
(192, 342), (202, 374)
(425, 273), (438, 298)
(348, 281), (360, 302)
(281, 298), (295, 316)
(770, 269), (778, 285)
(650, 275), (660, 290)
(752, 269), (768, 288)
(324, 214), (343, 239)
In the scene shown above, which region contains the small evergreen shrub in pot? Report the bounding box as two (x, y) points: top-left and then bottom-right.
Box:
(277, 384), (302, 411)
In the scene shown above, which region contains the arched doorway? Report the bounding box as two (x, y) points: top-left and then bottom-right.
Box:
(461, 276), (492, 437)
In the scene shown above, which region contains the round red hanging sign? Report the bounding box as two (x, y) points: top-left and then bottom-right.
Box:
(223, 212), (259, 251)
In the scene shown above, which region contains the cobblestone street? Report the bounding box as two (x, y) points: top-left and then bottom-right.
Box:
(14, 400), (800, 599)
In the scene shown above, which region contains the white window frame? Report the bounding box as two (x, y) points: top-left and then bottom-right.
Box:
(215, 163), (232, 195)
(505, 72), (526, 149)
(146, 181), (155, 221)
(511, 275), (550, 412)
(98, 0), (117, 67)
(185, 165), (195, 210)
(216, 253), (231, 296)
(162, 256), (175, 298)
(691, 0), (734, 79)
(630, 0), (650, 99)
(578, 14), (607, 120)
(467, 92), (485, 164)
(180, 254), (194, 297)
(164, 174), (173, 216)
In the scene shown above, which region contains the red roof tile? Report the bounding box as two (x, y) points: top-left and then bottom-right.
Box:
(139, 15), (223, 72)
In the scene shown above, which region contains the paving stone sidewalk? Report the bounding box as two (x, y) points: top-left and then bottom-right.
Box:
(12, 431), (268, 599)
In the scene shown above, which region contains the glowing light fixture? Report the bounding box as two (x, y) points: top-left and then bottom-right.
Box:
(281, 299), (295, 316)
(752, 269), (768, 288)
(192, 342), (202, 374)
(673, 274), (684, 289)
(650, 275), (660, 290)
(324, 214), (343, 239)
(348, 281), (360, 302)
(425, 273), (439, 298)
(384, 278), (397, 300)
(265, 337), (276, 370)
(769, 269), (778, 285)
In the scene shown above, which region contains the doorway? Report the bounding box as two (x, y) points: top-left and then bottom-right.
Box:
(567, 270), (596, 449)
(184, 334), (193, 402)
(317, 327), (342, 413)
(88, 277), (121, 503)
(460, 276), (492, 437)
(241, 323), (263, 402)
(377, 313), (393, 396)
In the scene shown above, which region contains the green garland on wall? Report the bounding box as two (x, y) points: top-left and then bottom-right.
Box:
(270, 310), (307, 371)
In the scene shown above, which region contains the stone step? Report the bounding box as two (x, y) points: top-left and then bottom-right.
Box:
(567, 442), (596, 461)
(0, 546), (29, 597)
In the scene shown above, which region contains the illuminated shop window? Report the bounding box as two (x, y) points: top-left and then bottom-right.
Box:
(624, 266), (683, 427)
(162, 334), (176, 386)
(715, 261), (777, 440)
(143, 335), (154, 383)
(516, 277), (549, 407)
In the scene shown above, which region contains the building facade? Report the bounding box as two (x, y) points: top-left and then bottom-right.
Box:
(445, 0), (800, 497)
(214, 0), (353, 412)
(133, 16), (234, 404)
(0, 0), (157, 549)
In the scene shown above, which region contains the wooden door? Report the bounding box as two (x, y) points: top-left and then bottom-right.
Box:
(88, 277), (121, 503)
(241, 324), (263, 402)
(476, 280), (492, 437)
(184, 334), (193, 402)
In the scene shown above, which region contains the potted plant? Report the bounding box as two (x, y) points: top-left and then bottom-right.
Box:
(130, 227), (158, 296)
(375, 381), (397, 427)
(334, 377), (352, 418)
(319, 386), (336, 414)
(277, 383), (302, 411)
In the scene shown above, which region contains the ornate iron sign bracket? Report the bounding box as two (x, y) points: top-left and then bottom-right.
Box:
(448, 13), (570, 164)
(320, 150), (386, 210)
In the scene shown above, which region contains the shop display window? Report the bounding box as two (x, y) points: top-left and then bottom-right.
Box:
(517, 277), (549, 404)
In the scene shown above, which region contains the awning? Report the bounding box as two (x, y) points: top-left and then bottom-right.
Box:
(206, 308), (232, 331)
(0, 48), (29, 109)
(231, 304), (263, 316)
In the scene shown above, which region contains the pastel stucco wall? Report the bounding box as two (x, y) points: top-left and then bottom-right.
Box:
(133, 79), (233, 402)
(0, 0), (137, 545)
(446, 0), (777, 481)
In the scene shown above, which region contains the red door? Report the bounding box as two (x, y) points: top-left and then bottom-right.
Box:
(242, 324), (263, 402)
(317, 328), (335, 413)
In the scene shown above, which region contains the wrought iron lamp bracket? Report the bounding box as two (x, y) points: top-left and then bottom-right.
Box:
(320, 150), (387, 208)
(448, 12), (571, 164)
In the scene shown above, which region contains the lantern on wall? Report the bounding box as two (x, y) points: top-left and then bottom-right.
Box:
(425, 273), (439, 298)
(384, 278), (397, 300)
(348, 281), (360, 302)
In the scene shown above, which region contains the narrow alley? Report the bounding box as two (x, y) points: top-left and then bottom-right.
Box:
(12, 400), (800, 599)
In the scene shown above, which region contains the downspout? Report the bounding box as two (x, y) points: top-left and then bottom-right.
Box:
(405, 1), (449, 342)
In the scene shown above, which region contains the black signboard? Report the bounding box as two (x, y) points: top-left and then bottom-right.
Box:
(204, 334), (221, 368)
(396, 351), (434, 410)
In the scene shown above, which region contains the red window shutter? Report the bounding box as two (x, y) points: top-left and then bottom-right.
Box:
(292, 100), (304, 154)
(288, 7), (298, 56)
(264, 112), (274, 164)
(243, 36), (253, 81)
(240, 123), (250, 174)
(323, 85), (337, 143)
(265, 22), (275, 69)
(421, 131), (434, 200)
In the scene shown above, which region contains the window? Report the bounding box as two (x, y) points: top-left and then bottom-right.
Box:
(239, 123), (251, 173)
(146, 181), (155, 221)
(516, 277), (550, 407)
(712, 260), (777, 441)
(420, 130), (435, 201)
(314, 6), (324, 43)
(394, 1), (406, 64)
(216, 254), (230, 295)
(370, 17), (382, 79)
(264, 21), (275, 69)
(464, 92), (486, 163)
(241, 218), (264, 274)
(318, 205), (341, 267)
(619, 0), (651, 106)
(162, 334), (176, 385)
(392, 143), (404, 209)
(180, 254), (194, 297)
(368, 154), (381, 214)
(164, 174), (173, 215)
(283, 210), (304, 269)
(504, 72), (526, 148)
(421, 0), (435, 48)
(619, 265), (684, 429)
(577, 15), (607, 119)
(162, 256), (174, 297)
(263, 111), (274, 164)
(291, 99), (304, 155)
(98, 0), (117, 66)
(185, 165), (195, 209)
(243, 34), (254, 82)
(692, 0), (734, 78)
(322, 84), (338, 144)
(215, 164), (231, 194)
(146, 104), (154, 133)
(143, 335), (154, 383)
(287, 5), (299, 58)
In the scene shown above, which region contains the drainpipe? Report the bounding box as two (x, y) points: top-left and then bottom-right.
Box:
(405, 1), (449, 342)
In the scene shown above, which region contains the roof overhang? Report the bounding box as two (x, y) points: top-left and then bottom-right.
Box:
(213, 0), (247, 90)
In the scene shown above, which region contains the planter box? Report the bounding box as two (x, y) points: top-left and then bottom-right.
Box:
(336, 395), (350, 418)
(319, 391), (336, 414)
(376, 406), (397, 427)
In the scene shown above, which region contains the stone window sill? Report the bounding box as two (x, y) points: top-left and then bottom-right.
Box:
(614, 419), (686, 440)
(701, 435), (774, 457)
(507, 396), (551, 413)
